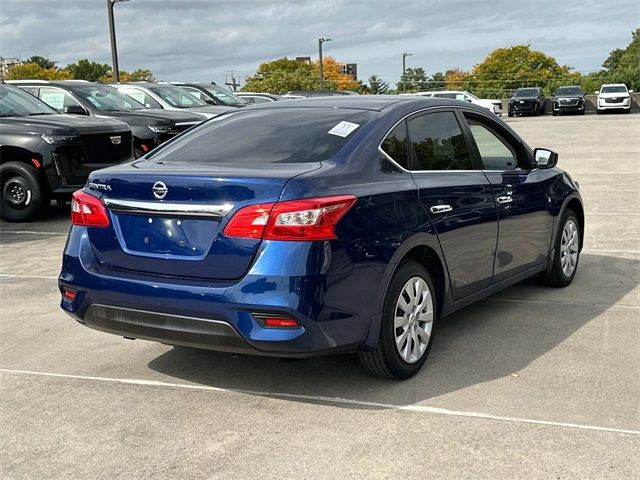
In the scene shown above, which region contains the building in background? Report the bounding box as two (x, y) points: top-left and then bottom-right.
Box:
(1, 57), (24, 79)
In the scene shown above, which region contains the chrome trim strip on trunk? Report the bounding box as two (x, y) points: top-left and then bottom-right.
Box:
(103, 199), (234, 217)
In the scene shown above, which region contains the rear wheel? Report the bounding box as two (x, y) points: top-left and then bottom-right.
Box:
(543, 210), (580, 287)
(0, 162), (48, 222)
(359, 261), (436, 379)
(507, 111), (513, 117)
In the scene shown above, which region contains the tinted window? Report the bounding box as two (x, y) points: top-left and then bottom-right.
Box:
(118, 87), (163, 109)
(466, 118), (518, 170)
(407, 112), (473, 171)
(179, 86), (208, 101)
(514, 88), (540, 98)
(433, 93), (456, 99)
(148, 85), (208, 108)
(601, 85), (628, 93)
(69, 85), (145, 111)
(555, 87), (583, 96)
(0, 86), (56, 117)
(38, 87), (82, 111)
(148, 108), (375, 165)
(203, 85), (247, 106)
(381, 121), (409, 169)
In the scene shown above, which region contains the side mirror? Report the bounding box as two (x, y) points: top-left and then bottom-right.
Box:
(594, 91), (600, 95)
(64, 105), (87, 115)
(533, 148), (558, 169)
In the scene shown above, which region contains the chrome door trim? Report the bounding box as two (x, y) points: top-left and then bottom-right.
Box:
(496, 196), (513, 204)
(103, 198), (234, 217)
(430, 205), (453, 214)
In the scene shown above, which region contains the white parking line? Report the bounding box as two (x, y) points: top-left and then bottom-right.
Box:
(1, 368), (638, 436)
(0, 230), (67, 235)
(487, 297), (639, 310)
(0, 273), (58, 280)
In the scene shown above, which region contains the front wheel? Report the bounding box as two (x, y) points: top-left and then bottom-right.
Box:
(359, 261), (436, 379)
(0, 162), (48, 222)
(543, 210), (581, 287)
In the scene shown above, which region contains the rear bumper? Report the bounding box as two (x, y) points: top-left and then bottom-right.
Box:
(59, 226), (379, 357)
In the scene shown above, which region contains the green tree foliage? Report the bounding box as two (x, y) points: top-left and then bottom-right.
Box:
(242, 57), (318, 93)
(26, 56), (56, 69)
(601, 28), (640, 90)
(66, 59), (111, 81)
(429, 72), (446, 90)
(470, 45), (573, 97)
(5, 63), (72, 80)
(368, 75), (389, 94)
(397, 67), (430, 92)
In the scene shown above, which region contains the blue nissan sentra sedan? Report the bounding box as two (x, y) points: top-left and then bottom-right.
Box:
(59, 96), (584, 379)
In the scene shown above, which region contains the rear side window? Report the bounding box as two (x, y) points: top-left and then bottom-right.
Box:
(407, 112), (473, 170)
(380, 121), (409, 169)
(148, 108), (376, 164)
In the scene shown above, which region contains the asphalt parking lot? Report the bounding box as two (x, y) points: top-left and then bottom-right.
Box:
(1, 113), (639, 479)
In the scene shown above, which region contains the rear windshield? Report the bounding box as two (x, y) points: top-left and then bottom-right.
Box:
(147, 108), (376, 164)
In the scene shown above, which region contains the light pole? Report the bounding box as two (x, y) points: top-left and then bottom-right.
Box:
(107, 0), (129, 83)
(318, 37), (332, 90)
(402, 52), (412, 92)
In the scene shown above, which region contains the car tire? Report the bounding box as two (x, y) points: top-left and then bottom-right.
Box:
(0, 162), (49, 222)
(552, 110), (559, 116)
(508, 112), (514, 117)
(359, 261), (436, 380)
(543, 209), (581, 288)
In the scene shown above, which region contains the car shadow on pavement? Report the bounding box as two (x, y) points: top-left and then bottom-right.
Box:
(147, 253), (638, 408)
(0, 205), (70, 245)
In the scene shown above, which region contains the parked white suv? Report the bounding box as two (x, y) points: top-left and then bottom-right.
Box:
(596, 84), (633, 113)
(411, 90), (502, 115)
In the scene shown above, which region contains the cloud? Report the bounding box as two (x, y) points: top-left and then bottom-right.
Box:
(1, 0), (638, 87)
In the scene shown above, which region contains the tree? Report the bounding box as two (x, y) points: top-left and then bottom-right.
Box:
(27, 56), (56, 69)
(601, 28), (640, 90)
(66, 59), (111, 81)
(5, 63), (72, 80)
(397, 67), (429, 92)
(470, 45), (573, 97)
(444, 68), (469, 90)
(429, 72), (446, 90)
(98, 68), (155, 83)
(316, 57), (360, 91)
(368, 75), (389, 94)
(242, 57), (318, 93)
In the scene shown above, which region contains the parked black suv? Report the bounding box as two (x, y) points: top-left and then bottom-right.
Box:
(10, 81), (203, 157)
(508, 87), (546, 116)
(552, 86), (586, 115)
(0, 85), (133, 221)
(171, 82), (247, 107)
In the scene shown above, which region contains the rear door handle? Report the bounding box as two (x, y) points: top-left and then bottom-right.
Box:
(496, 196), (513, 204)
(430, 205), (452, 214)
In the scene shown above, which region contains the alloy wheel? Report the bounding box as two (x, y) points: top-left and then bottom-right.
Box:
(394, 276), (433, 364)
(560, 219), (579, 277)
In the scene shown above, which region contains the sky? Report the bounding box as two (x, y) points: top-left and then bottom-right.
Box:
(1, 0), (638, 88)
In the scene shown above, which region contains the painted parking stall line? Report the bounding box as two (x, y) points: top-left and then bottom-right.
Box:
(2, 368), (638, 437)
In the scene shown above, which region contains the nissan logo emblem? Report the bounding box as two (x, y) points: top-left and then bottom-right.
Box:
(152, 181), (168, 200)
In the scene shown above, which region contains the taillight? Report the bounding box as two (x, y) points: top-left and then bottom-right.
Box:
(223, 195), (356, 241)
(71, 191), (110, 227)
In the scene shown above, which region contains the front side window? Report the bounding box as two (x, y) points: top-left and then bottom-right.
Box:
(118, 87), (163, 109)
(180, 86), (208, 101)
(148, 85), (208, 108)
(203, 85), (247, 106)
(407, 111), (473, 171)
(0, 86), (56, 117)
(38, 87), (81, 112)
(380, 121), (409, 169)
(69, 85), (145, 111)
(466, 117), (519, 170)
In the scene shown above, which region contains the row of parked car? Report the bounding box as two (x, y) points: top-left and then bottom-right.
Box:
(0, 79), (634, 221)
(404, 83), (634, 117)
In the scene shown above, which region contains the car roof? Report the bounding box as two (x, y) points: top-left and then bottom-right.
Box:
(243, 95), (476, 112)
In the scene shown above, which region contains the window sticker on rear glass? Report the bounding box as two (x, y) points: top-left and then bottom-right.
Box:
(40, 92), (65, 110)
(328, 121), (360, 138)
